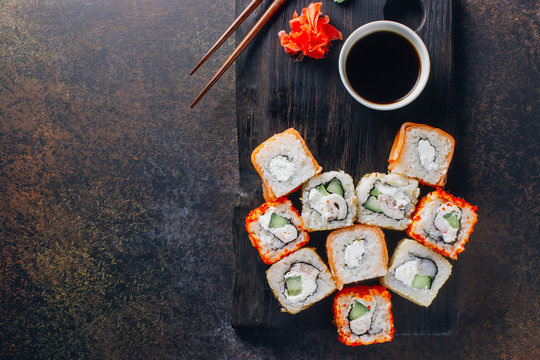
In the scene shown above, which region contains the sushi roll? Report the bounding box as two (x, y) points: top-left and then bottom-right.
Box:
(407, 189), (478, 260)
(245, 198), (310, 264)
(301, 171), (357, 231)
(266, 248), (336, 314)
(332, 285), (394, 346)
(388, 122), (455, 187)
(251, 128), (322, 201)
(356, 173), (420, 230)
(326, 225), (388, 290)
(380, 238), (452, 307)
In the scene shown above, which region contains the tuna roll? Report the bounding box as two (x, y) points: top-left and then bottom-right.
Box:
(301, 171), (357, 231)
(332, 285), (394, 346)
(381, 238), (452, 307)
(251, 128), (322, 201)
(407, 189), (478, 260)
(356, 172), (420, 230)
(326, 225), (388, 290)
(266, 248), (336, 314)
(388, 122), (455, 187)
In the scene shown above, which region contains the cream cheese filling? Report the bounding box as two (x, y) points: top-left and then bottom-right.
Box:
(418, 139), (438, 171)
(258, 209), (298, 246)
(269, 155), (295, 182)
(284, 263), (320, 302)
(394, 258), (437, 286)
(344, 239), (366, 268)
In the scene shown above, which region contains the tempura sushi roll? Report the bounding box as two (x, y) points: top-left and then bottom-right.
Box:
(266, 248), (336, 314)
(407, 189), (478, 260)
(388, 122), (455, 187)
(245, 198), (309, 264)
(251, 128), (322, 201)
(326, 225), (388, 290)
(301, 171), (357, 231)
(356, 173), (420, 230)
(381, 238), (452, 307)
(333, 285), (394, 346)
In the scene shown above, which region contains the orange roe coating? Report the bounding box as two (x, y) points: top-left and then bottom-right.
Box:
(278, 2), (343, 60)
(407, 188), (478, 260)
(245, 198), (309, 264)
(332, 285), (394, 346)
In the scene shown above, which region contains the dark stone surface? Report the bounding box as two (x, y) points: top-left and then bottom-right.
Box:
(0, 0), (537, 359)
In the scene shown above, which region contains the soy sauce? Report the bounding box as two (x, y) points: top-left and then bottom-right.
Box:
(345, 31), (420, 104)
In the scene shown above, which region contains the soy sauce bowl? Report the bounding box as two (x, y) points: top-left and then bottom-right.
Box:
(339, 21), (430, 111)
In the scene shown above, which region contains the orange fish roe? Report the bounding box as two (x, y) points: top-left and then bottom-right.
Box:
(245, 198), (310, 264)
(407, 188), (478, 260)
(332, 285), (394, 346)
(278, 2), (342, 60)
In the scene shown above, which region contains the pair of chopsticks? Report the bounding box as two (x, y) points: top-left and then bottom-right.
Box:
(190, 0), (288, 108)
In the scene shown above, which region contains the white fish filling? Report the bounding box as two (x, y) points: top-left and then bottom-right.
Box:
(431, 203), (462, 243)
(269, 155), (296, 182)
(308, 189), (347, 222)
(284, 263), (320, 302)
(344, 239), (366, 268)
(418, 139), (438, 171)
(368, 302), (384, 334)
(349, 300), (374, 335)
(394, 258), (437, 287)
(258, 209), (298, 245)
(375, 182), (413, 220)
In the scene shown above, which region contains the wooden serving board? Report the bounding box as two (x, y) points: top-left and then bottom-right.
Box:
(232, 0), (459, 334)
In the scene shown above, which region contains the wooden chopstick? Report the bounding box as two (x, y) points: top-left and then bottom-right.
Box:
(191, 0), (288, 108)
(190, 0), (264, 76)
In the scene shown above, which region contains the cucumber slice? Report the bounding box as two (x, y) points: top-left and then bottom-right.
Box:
(326, 178), (344, 197)
(363, 196), (383, 213)
(370, 186), (382, 197)
(269, 213), (290, 229)
(316, 184), (330, 196)
(443, 212), (460, 229)
(349, 301), (369, 320)
(412, 274), (432, 289)
(285, 276), (302, 296)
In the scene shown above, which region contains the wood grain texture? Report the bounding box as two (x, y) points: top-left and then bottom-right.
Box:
(233, 0), (460, 333)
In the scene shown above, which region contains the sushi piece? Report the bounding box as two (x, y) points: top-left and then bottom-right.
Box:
(245, 198), (310, 265)
(407, 189), (478, 260)
(251, 128), (322, 201)
(388, 122), (455, 187)
(301, 171), (357, 231)
(332, 285), (394, 346)
(381, 238), (452, 307)
(326, 225), (388, 290)
(356, 173), (420, 230)
(266, 247), (336, 314)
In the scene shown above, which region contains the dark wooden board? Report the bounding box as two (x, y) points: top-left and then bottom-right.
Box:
(232, 0), (459, 334)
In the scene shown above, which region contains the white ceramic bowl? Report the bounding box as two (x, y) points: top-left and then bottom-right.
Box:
(338, 20), (430, 111)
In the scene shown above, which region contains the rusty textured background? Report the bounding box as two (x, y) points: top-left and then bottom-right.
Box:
(0, 0), (538, 359)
